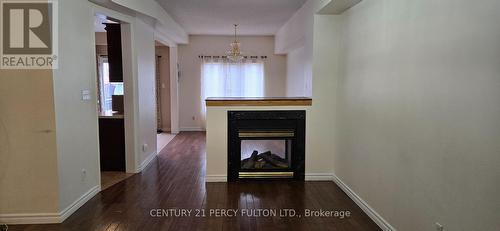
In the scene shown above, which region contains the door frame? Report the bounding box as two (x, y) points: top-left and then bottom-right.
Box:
(90, 4), (138, 175)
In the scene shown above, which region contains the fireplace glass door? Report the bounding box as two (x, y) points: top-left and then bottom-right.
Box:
(240, 139), (292, 170)
(228, 111), (305, 181)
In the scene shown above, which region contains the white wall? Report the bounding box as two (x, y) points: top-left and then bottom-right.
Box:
(54, 0), (101, 212)
(276, 0), (328, 97)
(0, 71), (60, 221)
(286, 46), (307, 96)
(56, 0), (164, 215)
(178, 35), (287, 130)
(304, 15), (342, 177)
(54, 0), (159, 214)
(134, 19), (158, 166)
(332, 0), (500, 230)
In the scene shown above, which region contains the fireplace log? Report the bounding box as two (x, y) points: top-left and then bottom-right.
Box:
(241, 151), (259, 169)
(241, 151), (288, 169)
(259, 151), (289, 168)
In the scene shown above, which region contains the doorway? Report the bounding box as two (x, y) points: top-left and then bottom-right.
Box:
(94, 14), (134, 190)
(155, 41), (176, 152)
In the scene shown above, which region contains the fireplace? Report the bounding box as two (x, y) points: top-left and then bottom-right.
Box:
(228, 111), (305, 181)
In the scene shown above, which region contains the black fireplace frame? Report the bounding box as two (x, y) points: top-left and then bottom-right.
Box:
(228, 110), (306, 181)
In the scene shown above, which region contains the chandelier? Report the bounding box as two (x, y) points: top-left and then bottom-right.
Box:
(227, 24), (244, 62)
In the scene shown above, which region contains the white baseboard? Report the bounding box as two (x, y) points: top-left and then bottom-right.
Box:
(136, 152), (157, 172)
(59, 185), (101, 222)
(332, 174), (395, 231)
(0, 212), (60, 224)
(0, 185), (100, 224)
(180, 127), (205, 132)
(205, 175), (227, 182)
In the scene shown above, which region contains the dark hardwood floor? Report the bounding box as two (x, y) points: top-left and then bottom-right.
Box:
(10, 132), (380, 231)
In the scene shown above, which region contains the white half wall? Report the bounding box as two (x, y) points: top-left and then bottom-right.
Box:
(206, 106), (312, 180)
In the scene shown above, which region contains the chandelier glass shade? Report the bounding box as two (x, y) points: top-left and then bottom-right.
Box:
(227, 24), (244, 62)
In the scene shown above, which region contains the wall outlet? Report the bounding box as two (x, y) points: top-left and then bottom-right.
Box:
(142, 144), (148, 152)
(435, 222), (444, 231)
(192, 116), (196, 121)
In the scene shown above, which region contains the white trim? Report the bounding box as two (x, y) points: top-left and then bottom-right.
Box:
(305, 173), (334, 181)
(169, 47), (180, 134)
(205, 175), (227, 182)
(0, 213), (60, 224)
(180, 127), (205, 132)
(0, 185), (100, 224)
(332, 174), (396, 231)
(136, 152), (157, 172)
(59, 185), (101, 222)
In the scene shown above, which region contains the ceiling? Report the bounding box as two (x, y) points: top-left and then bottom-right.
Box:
(156, 0), (307, 35)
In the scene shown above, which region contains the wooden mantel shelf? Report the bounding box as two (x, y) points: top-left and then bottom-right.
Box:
(206, 97), (312, 107)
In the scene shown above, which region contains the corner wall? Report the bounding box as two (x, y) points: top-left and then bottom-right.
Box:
(276, 0), (328, 97)
(306, 14), (342, 177)
(276, 0), (343, 179)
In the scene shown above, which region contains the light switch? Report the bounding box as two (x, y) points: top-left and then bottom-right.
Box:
(81, 90), (91, 101)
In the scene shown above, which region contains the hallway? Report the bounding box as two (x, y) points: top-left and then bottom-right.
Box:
(10, 132), (379, 231)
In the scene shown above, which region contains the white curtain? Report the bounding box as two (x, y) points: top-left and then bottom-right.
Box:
(201, 57), (265, 128)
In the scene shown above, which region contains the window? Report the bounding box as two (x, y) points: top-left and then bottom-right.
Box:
(98, 56), (124, 112)
(201, 61), (264, 98)
(200, 59), (265, 127)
